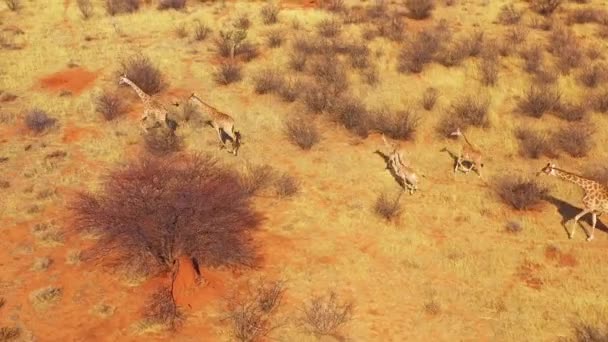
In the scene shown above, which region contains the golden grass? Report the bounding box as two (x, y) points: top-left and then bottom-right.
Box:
(2, 0), (608, 341)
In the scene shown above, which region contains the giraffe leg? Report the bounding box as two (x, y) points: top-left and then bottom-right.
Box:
(587, 213), (597, 241)
(569, 209), (590, 239)
(454, 157), (462, 174)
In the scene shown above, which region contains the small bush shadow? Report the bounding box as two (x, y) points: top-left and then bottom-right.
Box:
(544, 195), (608, 236)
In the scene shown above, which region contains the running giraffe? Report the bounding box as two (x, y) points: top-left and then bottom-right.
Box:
(118, 75), (174, 133)
(188, 93), (242, 156)
(450, 128), (484, 177)
(538, 162), (608, 241)
(380, 134), (419, 195)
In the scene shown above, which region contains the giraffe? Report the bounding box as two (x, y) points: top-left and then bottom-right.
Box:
(188, 92), (243, 156)
(118, 75), (174, 133)
(450, 128), (484, 177)
(380, 134), (419, 195)
(538, 162), (608, 241)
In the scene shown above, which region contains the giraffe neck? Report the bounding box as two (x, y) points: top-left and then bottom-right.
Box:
(123, 78), (150, 103)
(552, 168), (594, 189)
(191, 94), (212, 109)
(461, 132), (476, 149)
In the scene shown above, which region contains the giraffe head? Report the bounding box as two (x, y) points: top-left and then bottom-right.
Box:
(449, 127), (463, 138)
(537, 162), (557, 177)
(118, 74), (129, 86)
(188, 92), (198, 101)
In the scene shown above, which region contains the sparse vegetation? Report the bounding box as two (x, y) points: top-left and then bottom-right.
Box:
(517, 85), (561, 117)
(157, 0), (185, 10)
(505, 221), (523, 234)
(301, 291), (354, 338)
(105, 0), (139, 15)
(142, 287), (183, 331)
(372, 107), (420, 141)
(373, 191), (402, 221)
(193, 20), (211, 41)
(566, 323), (608, 342)
(29, 286), (63, 311)
(421, 87), (439, 110)
(253, 69), (283, 94)
(225, 279), (285, 342)
(266, 30), (284, 48)
(214, 62), (242, 85)
(260, 4), (280, 25)
(405, 0), (435, 19)
(398, 27), (441, 73)
(278, 78), (302, 102)
(25, 109), (56, 134)
(577, 63), (608, 88)
(4, 0), (20, 11)
(77, 0), (93, 19)
(530, 0), (562, 16)
(143, 128), (183, 156)
(554, 101), (588, 122)
(515, 128), (556, 159)
(95, 91), (127, 121)
(497, 4), (522, 25)
(553, 124), (595, 157)
(274, 173), (300, 198)
(70, 153), (261, 279)
(239, 162), (276, 196)
(495, 177), (548, 210)
(119, 54), (166, 94)
(317, 18), (342, 38)
(0, 326), (20, 341)
(285, 115), (321, 150)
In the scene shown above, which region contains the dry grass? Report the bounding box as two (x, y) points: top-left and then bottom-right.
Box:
(4, 0), (20, 11)
(300, 291), (354, 339)
(142, 287), (184, 331)
(421, 87), (439, 110)
(105, 0), (140, 16)
(330, 95), (371, 137)
(266, 30), (284, 48)
(553, 124), (595, 158)
(252, 69), (283, 94)
(589, 87), (608, 113)
(405, 0), (435, 20)
(554, 101), (588, 122)
(260, 4), (280, 25)
(274, 173), (300, 198)
(119, 54), (166, 95)
(371, 107), (420, 141)
(497, 3), (522, 25)
(0, 326), (20, 341)
(317, 18), (342, 38)
(577, 63), (608, 88)
(157, 0), (186, 10)
(29, 287), (62, 311)
(193, 20), (211, 41)
(495, 177), (548, 211)
(76, 0), (93, 19)
(530, 0), (562, 16)
(398, 27), (441, 73)
(566, 323), (608, 342)
(239, 162), (277, 196)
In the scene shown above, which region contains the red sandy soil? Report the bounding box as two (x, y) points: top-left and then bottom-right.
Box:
(38, 67), (99, 95)
(62, 125), (103, 144)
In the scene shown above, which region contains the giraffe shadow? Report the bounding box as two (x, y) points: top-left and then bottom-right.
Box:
(373, 150), (406, 190)
(544, 195), (608, 236)
(440, 147), (475, 175)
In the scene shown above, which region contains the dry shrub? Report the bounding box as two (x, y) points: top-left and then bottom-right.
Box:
(376, 14), (406, 41)
(577, 63), (608, 88)
(214, 29), (256, 60)
(398, 28), (441, 73)
(0, 326), (20, 341)
(320, 0), (344, 12)
(505, 221), (523, 234)
(278, 78), (302, 102)
(193, 20), (211, 41)
(533, 66), (559, 84)
(266, 30), (284, 48)
(253, 69), (283, 94)
(372, 107), (420, 141)
(530, 0), (562, 16)
(504, 25), (529, 45)
(587, 46), (603, 60)
(119, 54), (166, 95)
(25, 109), (56, 134)
(239, 163), (277, 196)
(225, 279), (285, 342)
(589, 88), (608, 113)
(584, 164), (608, 185)
(143, 287), (184, 330)
(567, 8), (606, 25)
(260, 4), (279, 24)
(360, 65), (380, 86)
(554, 101), (588, 121)
(598, 25), (608, 39)
(308, 55), (349, 95)
(288, 51), (307, 71)
(405, 0), (435, 19)
(515, 128), (556, 158)
(497, 3), (522, 25)
(435, 41), (468, 67)
(330, 95), (371, 137)
(520, 45), (544, 73)
(284, 115), (321, 150)
(478, 57), (499, 86)
(548, 26), (583, 74)
(274, 173), (300, 198)
(70, 153), (261, 278)
(143, 128), (182, 156)
(4, 0), (20, 11)
(495, 176), (548, 210)
(105, 0), (139, 15)
(567, 323), (608, 342)
(157, 0), (185, 10)
(373, 191), (402, 220)
(77, 0), (93, 19)
(530, 15), (554, 31)
(517, 85), (561, 118)
(553, 124), (595, 157)
(233, 15), (251, 30)
(214, 62), (242, 85)
(449, 95), (491, 128)
(421, 87), (439, 110)
(301, 291), (354, 338)
(302, 83), (333, 113)
(95, 91), (127, 121)
(317, 18), (342, 38)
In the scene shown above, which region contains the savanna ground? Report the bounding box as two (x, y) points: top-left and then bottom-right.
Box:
(2, 0), (608, 341)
